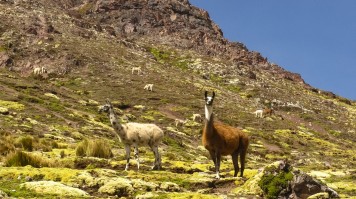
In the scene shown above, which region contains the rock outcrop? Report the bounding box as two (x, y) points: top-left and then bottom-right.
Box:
(0, 0), (304, 83)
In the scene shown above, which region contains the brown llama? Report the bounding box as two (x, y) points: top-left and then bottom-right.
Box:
(263, 108), (274, 117)
(202, 91), (249, 179)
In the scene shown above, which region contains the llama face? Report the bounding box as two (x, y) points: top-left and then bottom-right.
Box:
(204, 91), (215, 106)
(205, 96), (214, 106)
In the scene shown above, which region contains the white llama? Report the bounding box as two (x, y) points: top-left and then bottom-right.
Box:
(131, 67), (142, 75)
(144, 84), (153, 91)
(174, 119), (186, 127)
(99, 99), (164, 170)
(192, 113), (202, 122)
(254, 109), (263, 118)
(33, 67), (47, 75)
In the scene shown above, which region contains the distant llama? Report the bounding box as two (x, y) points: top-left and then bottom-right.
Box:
(192, 113), (202, 122)
(99, 99), (164, 170)
(202, 91), (249, 178)
(174, 119), (186, 127)
(33, 67), (47, 75)
(132, 67), (142, 75)
(144, 84), (153, 91)
(254, 109), (263, 118)
(263, 108), (274, 117)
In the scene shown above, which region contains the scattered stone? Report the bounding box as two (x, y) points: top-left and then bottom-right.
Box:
(135, 192), (158, 199)
(87, 99), (99, 106)
(25, 176), (33, 182)
(235, 161), (339, 199)
(0, 107), (9, 115)
(44, 93), (60, 100)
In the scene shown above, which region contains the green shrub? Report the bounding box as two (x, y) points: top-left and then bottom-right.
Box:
(76, 139), (113, 159)
(75, 139), (88, 157)
(0, 136), (16, 156)
(86, 139), (113, 158)
(19, 136), (34, 151)
(4, 151), (48, 167)
(60, 150), (65, 158)
(258, 167), (294, 199)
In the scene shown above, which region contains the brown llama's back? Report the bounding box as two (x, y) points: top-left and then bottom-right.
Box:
(203, 121), (243, 156)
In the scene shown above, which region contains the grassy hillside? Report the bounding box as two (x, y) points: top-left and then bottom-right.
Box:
(0, 0), (355, 198)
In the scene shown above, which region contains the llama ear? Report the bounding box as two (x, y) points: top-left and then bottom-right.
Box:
(212, 91), (215, 98)
(204, 91), (208, 99)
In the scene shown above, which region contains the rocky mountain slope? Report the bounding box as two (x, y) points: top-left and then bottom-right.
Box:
(0, 0), (355, 198)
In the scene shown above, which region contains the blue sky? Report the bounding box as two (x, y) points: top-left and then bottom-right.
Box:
(189, 1), (356, 100)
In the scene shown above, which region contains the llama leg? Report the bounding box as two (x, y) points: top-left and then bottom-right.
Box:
(215, 152), (221, 179)
(134, 145), (140, 170)
(232, 151), (240, 177)
(239, 143), (248, 177)
(151, 145), (161, 170)
(125, 145), (131, 171)
(209, 150), (217, 166)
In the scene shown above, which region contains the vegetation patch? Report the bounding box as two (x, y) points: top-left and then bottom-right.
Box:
(17, 136), (34, 151)
(149, 47), (171, 63)
(4, 151), (48, 167)
(0, 100), (25, 111)
(21, 181), (89, 197)
(0, 136), (16, 156)
(258, 163), (293, 199)
(76, 139), (113, 159)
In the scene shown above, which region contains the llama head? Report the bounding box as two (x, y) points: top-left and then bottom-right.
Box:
(98, 99), (113, 113)
(204, 91), (215, 121)
(204, 91), (215, 106)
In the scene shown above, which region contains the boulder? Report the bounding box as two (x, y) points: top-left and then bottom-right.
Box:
(285, 170), (339, 199)
(237, 161), (339, 199)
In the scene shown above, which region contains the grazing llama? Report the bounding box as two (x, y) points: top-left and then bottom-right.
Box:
(202, 91), (249, 179)
(132, 67), (142, 75)
(144, 84), (154, 91)
(174, 119), (186, 127)
(99, 99), (164, 170)
(254, 109), (263, 118)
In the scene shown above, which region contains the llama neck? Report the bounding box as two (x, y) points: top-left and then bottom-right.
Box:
(204, 105), (214, 136)
(108, 108), (126, 138)
(205, 105), (213, 121)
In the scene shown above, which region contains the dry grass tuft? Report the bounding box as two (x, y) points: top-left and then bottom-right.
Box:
(76, 139), (113, 159)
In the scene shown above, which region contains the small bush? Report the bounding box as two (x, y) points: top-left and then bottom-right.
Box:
(0, 136), (16, 156)
(60, 150), (65, 158)
(4, 150), (48, 167)
(18, 136), (34, 151)
(75, 139), (113, 159)
(258, 166), (294, 199)
(75, 139), (88, 157)
(86, 139), (113, 158)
